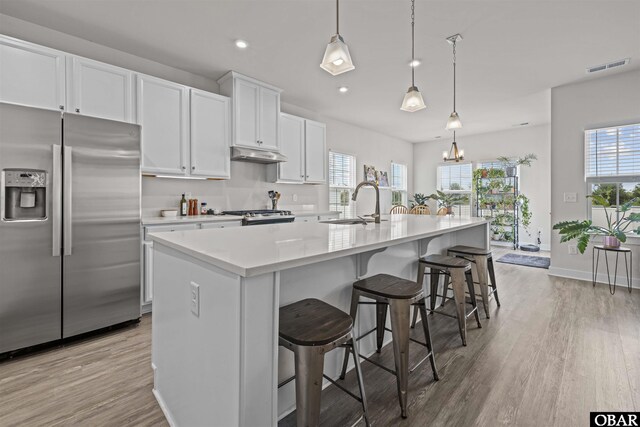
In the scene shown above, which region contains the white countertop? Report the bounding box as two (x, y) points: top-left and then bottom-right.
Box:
(142, 215), (243, 226)
(290, 210), (340, 217)
(149, 215), (489, 277)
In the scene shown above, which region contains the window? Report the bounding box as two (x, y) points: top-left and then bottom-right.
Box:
(391, 162), (408, 206)
(586, 124), (640, 227)
(329, 151), (356, 218)
(437, 163), (472, 217)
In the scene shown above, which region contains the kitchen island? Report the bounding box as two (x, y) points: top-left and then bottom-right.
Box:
(149, 214), (490, 426)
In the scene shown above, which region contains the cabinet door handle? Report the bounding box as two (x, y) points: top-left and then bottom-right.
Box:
(59, 105), (64, 110)
(192, 166), (196, 170)
(75, 108), (80, 113)
(182, 166), (186, 170)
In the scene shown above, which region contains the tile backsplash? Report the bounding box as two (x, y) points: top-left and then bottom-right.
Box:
(142, 161), (327, 217)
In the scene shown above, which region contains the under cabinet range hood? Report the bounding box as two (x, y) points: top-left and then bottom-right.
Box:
(230, 147), (287, 164)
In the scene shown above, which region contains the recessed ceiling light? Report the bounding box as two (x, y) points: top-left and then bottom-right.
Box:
(409, 59), (421, 67)
(338, 86), (349, 93)
(235, 39), (248, 49)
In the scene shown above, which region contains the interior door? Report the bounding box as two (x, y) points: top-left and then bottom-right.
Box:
(0, 103), (62, 353)
(304, 120), (327, 183)
(67, 56), (133, 123)
(278, 114), (304, 182)
(62, 113), (141, 338)
(189, 89), (230, 178)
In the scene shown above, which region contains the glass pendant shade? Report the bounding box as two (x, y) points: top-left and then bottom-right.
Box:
(400, 86), (426, 112)
(446, 111), (463, 130)
(320, 35), (355, 76)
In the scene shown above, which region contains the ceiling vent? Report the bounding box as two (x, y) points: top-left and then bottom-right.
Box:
(586, 58), (630, 74)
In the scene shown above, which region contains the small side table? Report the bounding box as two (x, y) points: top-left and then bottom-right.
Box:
(592, 245), (632, 295)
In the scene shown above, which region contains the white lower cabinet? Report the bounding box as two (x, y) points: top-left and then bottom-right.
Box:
(294, 215), (319, 223)
(142, 221), (241, 308)
(200, 221), (241, 229)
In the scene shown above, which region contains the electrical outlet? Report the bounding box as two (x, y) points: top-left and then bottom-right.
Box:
(292, 193), (298, 202)
(564, 192), (577, 203)
(568, 245), (578, 255)
(190, 281), (200, 317)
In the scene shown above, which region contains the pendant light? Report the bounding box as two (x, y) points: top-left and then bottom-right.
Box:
(442, 131), (464, 162)
(320, 0), (355, 76)
(400, 0), (426, 112)
(445, 34), (463, 129)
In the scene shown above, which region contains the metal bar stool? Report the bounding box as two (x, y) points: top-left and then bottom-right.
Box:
(446, 245), (501, 317)
(339, 274), (439, 419)
(279, 298), (370, 427)
(412, 254), (482, 346)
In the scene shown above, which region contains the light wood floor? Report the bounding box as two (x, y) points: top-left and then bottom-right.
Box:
(1, 248), (638, 427)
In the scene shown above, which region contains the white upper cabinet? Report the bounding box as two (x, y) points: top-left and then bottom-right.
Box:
(67, 56), (133, 122)
(278, 114), (305, 183)
(304, 120), (327, 183)
(218, 71), (282, 152)
(258, 87), (280, 151)
(271, 114), (327, 184)
(190, 89), (231, 179)
(137, 74), (189, 175)
(0, 35), (66, 111)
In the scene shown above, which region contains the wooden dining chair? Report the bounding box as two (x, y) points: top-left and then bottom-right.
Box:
(409, 205), (431, 215)
(390, 205), (409, 214)
(436, 207), (449, 216)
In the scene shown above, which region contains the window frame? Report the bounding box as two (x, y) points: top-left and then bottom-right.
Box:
(584, 123), (640, 225)
(328, 150), (357, 218)
(437, 161), (473, 217)
(390, 162), (408, 206)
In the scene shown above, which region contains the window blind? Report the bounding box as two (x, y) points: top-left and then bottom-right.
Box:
(391, 163), (407, 190)
(438, 163), (472, 191)
(329, 151), (355, 188)
(586, 123), (640, 183)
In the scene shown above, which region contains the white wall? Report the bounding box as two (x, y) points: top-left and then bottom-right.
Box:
(550, 70), (640, 286)
(1, 14), (414, 217)
(413, 122), (552, 249)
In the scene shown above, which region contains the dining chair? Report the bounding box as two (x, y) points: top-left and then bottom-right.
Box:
(390, 205), (409, 214)
(409, 205), (431, 215)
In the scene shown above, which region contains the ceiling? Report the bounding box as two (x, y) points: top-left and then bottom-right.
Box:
(1, 0), (638, 143)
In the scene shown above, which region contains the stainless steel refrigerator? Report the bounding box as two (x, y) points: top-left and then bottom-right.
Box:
(0, 102), (141, 354)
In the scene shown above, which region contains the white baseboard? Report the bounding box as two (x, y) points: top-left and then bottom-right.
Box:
(548, 266), (639, 289)
(153, 387), (177, 427)
(141, 303), (152, 314)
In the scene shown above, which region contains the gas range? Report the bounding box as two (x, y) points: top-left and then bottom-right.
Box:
(222, 209), (295, 226)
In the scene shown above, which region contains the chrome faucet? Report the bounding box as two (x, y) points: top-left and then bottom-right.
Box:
(352, 181), (381, 223)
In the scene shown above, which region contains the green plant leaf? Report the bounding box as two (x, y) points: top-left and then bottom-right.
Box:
(627, 212), (640, 221)
(577, 233), (591, 254)
(588, 194), (610, 208)
(614, 229), (627, 242)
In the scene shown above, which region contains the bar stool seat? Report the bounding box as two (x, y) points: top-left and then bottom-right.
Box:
(447, 245), (492, 256)
(341, 274), (438, 419)
(280, 298), (353, 346)
(447, 245), (501, 318)
(415, 254), (482, 346)
(353, 273), (423, 299)
(279, 299), (370, 427)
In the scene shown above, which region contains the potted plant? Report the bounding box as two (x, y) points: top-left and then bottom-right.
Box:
(553, 194), (640, 253)
(497, 153), (537, 177)
(410, 193), (430, 208)
(428, 190), (469, 215)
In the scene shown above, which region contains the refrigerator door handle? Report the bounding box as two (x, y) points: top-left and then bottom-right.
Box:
(52, 145), (62, 256)
(63, 146), (72, 256)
